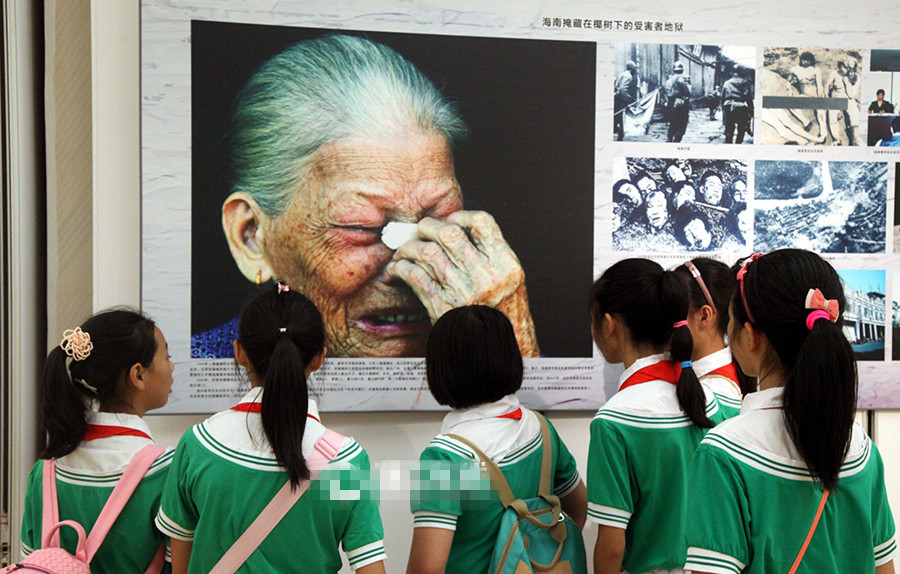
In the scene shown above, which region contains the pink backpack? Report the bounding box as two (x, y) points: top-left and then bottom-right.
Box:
(4, 445), (166, 574)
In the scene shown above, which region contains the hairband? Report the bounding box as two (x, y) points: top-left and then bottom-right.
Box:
(805, 288), (839, 330)
(673, 320), (688, 328)
(680, 360), (693, 369)
(60, 327), (93, 361)
(75, 378), (99, 394)
(277, 282), (290, 294)
(736, 253), (762, 323)
(683, 260), (715, 311)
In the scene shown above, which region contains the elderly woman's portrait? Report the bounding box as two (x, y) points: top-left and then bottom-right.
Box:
(189, 23), (596, 360)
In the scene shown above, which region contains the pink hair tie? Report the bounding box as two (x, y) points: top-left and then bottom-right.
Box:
(805, 310), (833, 331)
(673, 320), (688, 328)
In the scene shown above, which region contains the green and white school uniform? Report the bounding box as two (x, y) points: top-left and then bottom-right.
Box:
(587, 353), (732, 574)
(155, 387), (385, 573)
(684, 386), (897, 574)
(411, 395), (581, 574)
(21, 411), (174, 573)
(694, 347), (742, 418)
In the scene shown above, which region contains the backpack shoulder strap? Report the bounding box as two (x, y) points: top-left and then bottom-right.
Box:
(209, 429), (345, 574)
(444, 433), (517, 508)
(41, 458), (61, 547)
(83, 444), (166, 563)
(787, 488), (830, 574)
(534, 413), (553, 498)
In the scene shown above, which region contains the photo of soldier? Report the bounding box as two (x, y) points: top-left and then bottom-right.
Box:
(613, 43), (755, 144)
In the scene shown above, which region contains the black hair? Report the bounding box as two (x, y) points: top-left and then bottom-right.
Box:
(41, 308), (158, 459)
(876, 89), (885, 96)
(799, 51), (815, 66)
(730, 249), (856, 490)
(590, 258), (714, 428)
(238, 286), (325, 488)
(892, 115), (900, 134)
(630, 169), (657, 192)
(426, 305), (523, 409)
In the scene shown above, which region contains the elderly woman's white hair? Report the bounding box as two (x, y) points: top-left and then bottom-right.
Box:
(227, 34), (469, 216)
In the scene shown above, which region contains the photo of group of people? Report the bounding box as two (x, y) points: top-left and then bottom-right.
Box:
(754, 160), (887, 253)
(760, 47), (862, 146)
(613, 43), (755, 144)
(612, 158), (749, 252)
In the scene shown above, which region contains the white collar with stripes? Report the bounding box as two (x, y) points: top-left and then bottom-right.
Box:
(692, 347), (733, 379)
(234, 386), (321, 421)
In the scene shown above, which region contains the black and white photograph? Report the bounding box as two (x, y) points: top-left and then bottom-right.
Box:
(612, 158), (749, 252)
(893, 271), (900, 361)
(837, 269), (886, 361)
(894, 164), (900, 253)
(613, 43), (755, 143)
(754, 160), (887, 253)
(867, 50), (900, 147)
(761, 47), (862, 146)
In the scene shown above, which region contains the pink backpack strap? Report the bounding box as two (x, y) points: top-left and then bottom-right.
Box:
(41, 458), (62, 547)
(209, 430), (345, 574)
(144, 540), (167, 574)
(83, 444), (167, 563)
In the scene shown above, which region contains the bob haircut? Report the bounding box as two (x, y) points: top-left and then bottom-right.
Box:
(426, 305), (523, 409)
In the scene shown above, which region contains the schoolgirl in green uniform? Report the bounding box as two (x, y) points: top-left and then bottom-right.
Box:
(156, 286), (386, 573)
(674, 257), (751, 414)
(685, 249), (896, 574)
(407, 305), (586, 574)
(20, 309), (175, 573)
(588, 258), (732, 574)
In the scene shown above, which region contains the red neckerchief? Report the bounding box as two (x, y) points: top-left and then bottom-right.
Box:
(619, 360), (681, 391)
(83, 424), (152, 442)
(705, 362), (738, 381)
(496, 408), (522, 420)
(230, 401), (321, 423)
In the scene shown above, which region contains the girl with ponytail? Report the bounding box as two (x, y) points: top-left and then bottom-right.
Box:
(674, 258), (754, 416)
(156, 285), (386, 574)
(685, 249), (896, 574)
(587, 258), (732, 574)
(21, 308), (175, 571)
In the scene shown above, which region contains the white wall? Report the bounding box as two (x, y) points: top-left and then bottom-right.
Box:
(89, 3), (900, 574)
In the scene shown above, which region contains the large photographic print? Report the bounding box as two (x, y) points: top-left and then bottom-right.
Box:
(753, 160), (886, 253)
(190, 23), (596, 362)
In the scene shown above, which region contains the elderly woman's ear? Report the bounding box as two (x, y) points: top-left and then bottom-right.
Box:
(222, 191), (274, 283)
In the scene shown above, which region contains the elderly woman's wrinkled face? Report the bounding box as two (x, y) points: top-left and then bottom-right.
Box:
(645, 192), (669, 230)
(261, 132), (462, 357)
(683, 217), (712, 250)
(701, 175), (723, 205)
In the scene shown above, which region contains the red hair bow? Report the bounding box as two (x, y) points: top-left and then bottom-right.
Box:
(804, 288), (839, 321)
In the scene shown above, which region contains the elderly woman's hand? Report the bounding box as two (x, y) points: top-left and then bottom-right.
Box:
(386, 210), (540, 357)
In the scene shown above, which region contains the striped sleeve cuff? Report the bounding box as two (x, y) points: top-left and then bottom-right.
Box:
(345, 540), (386, 571)
(21, 542), (34, 557)
(154, 507), (195, 541)
(586, 503), (630, 528)
(684, 547), (745, 574)
(412, 510), (458, 531)
(875, 536), (898, 566)
(553, 469), (581, 498)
